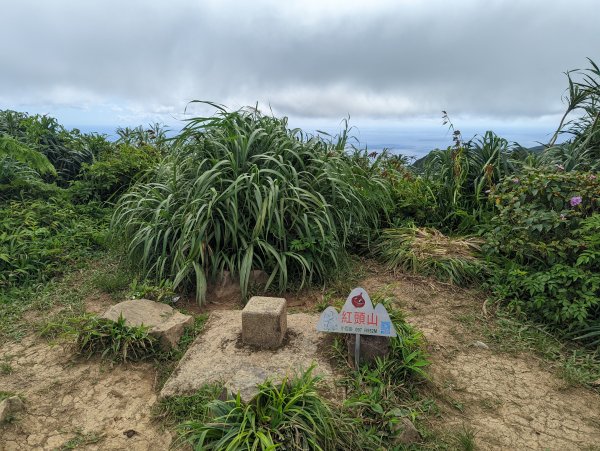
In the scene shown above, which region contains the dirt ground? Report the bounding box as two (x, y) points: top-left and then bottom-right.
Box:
(0, 336), (171, 450)
(362, 274), (600, 451)
(1, 271), (600, 450)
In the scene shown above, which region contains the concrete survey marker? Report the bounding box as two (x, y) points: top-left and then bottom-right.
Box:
(160, 311), (335, 402)
(242, 296), (287, 348)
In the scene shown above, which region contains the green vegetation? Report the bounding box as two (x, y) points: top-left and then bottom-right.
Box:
(336, 300), (432, 448)
(0, 199), (107, 288)
(179, 367), (341, 450)
(1, 58), (599, 448)
(157, 300), (431, 450)
(112, 104), (389, 303)
(73, 314), (159, 362)
(0, 391), (18, 402)
(484, 170), (600, 333)
(58, 430), (104, 450)
(0, 107), (166, 343)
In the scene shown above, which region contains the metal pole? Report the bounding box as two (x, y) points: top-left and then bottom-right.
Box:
(354, 333), (360, 369)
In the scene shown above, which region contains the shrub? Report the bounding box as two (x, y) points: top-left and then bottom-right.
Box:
(178, 367), (342, 450)
(542, 58), (600, 172)
(0, 199), (108, 288)
(390, 176), (438, 226)
(484, 169), (600, 331)
(422, 124), (518, 232)
(377, 226), (484, 286)
(0, 110), (99, 183)
(112, 106), (389, 303)
(70, 144), (161, 202)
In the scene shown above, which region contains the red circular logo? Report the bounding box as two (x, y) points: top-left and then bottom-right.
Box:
(351, 293), (366, 308)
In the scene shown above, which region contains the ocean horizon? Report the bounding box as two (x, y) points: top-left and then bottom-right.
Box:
(70, 122), (561, 159)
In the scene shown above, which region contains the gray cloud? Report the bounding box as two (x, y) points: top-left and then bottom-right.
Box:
(0, 0), (597, 122)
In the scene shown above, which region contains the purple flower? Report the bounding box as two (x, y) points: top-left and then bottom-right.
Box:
(512, 178), (520, 184)
(570, 196), (582, 207)
(590, 174), (597, 181)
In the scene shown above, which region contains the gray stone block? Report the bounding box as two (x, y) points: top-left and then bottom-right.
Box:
(102, 299), (193, 350)
(242, 296), (287, 348)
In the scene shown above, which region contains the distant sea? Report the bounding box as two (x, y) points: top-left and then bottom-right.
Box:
(73, 123), (560, 160)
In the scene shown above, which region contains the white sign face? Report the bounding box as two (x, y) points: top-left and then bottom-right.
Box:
(316, 287), (397, 337)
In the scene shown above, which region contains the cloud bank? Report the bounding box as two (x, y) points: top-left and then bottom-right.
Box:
(0, 0), (597, 124)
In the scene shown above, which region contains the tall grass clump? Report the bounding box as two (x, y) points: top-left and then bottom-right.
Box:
(418, 111), (521, 232)
(377, 226), (484, 286)
(112, 104), (389, 304)
(177, 367), (342, 450)
(541, 58), (600, 171)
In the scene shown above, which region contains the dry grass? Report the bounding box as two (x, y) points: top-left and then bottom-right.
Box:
(377, 226), (484, 286)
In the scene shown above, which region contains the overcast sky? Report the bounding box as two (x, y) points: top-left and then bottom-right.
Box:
(0, 0), (598, 150)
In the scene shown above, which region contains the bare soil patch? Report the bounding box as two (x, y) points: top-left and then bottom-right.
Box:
(2, 267), (600, 450)
(362, 274), (600, 450)
(0, 337), (170, 450)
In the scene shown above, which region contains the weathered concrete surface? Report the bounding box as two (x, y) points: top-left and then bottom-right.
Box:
(242, 296), (287, 348)
(160, 311), (336, 402)
(102, 299), (193, 350)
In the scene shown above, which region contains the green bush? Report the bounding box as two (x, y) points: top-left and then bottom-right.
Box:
(422, 128), (518, 232)
(387, 168), (438, 227)
(484, 169), (600, 330)
(0, 110), (101, 183)
(0, 199), (108, 288)
(112, 106), (389, 303)
(70, 144), (161, 202)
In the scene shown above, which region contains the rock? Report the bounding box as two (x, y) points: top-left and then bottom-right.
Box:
(392, 417), (421, 445)
(242, 296), (287, 349)
(213, 270), (238, 299)
(346, 334), (391, 365)
(0, 396), (24, 423)
(472, 341), (490, 350)
(123, 429), (138, 438)
(102, 299), (193, 350)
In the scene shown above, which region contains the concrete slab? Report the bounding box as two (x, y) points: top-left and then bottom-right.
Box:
(160, 311), (336, 402)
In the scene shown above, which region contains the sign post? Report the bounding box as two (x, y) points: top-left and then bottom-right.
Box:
(316, 287), (397, 369)
(354, 333), (360, 369)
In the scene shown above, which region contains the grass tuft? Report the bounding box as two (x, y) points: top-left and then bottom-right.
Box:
(377, 226), (484, 286)
(177, 366), (343, 450)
